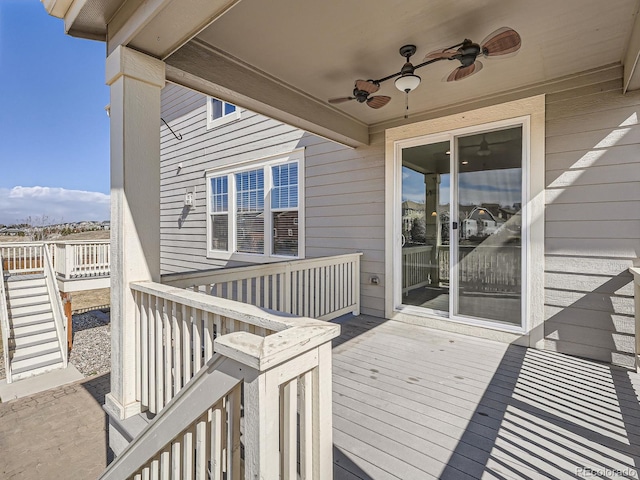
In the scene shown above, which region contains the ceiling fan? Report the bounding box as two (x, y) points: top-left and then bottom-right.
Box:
(328, 27), (521, 110)
(328, 79), (391, 109)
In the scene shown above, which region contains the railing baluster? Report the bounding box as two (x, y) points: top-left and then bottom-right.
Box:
(160, 449), (170, 480)
(164, 300), (172, 405)
(172, 301), (182, 394)
(299, 370), (313, 479)
(182, 305), (191, 383)
(171, 438), (181, 478)
(156, 297), (164, 412)
(210, 404), (223, 480)
(148, 295), (157, 414)
(141, 293), (149, 408)
(282, 378), (297, 480)
(195, 414), (208, 480)
(183, 427), (194, 479)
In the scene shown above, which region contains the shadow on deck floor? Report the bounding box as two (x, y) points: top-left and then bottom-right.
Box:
(332, 315), (640, 480)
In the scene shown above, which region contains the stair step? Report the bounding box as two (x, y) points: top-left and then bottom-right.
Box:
(11, 320), (56, 338)
(8, 294), (49, 308)
(7, 286), (48, 300)
(8, 330), (58, 349)
(10, 304), (52, 318)
(6, 277), (46, 290)
(11, 351), (62, 373)
(11, 357), (64, 380)
(10, 311), (54, 327)
(11, 344), (60, 363)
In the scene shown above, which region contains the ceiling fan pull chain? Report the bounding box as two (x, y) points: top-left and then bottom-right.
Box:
(404, 91), (409, 119)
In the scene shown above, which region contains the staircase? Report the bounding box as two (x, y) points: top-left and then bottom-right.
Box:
(4, 275), (65, 381)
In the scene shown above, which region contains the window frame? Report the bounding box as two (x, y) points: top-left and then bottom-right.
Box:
(206, 97), (241, 130)
(205, 149), (305, 263)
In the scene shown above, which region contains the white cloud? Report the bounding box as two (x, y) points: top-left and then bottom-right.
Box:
(0, 186), (110, 225)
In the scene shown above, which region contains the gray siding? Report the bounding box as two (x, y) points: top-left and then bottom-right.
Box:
(543, 82), (640, 367)
(159, 83), (386, 317)
(160, 74), (640, 365)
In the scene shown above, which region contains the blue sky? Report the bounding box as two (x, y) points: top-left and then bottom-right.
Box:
(0, 0), (110, 225)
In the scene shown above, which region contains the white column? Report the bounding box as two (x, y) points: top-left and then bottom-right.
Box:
(104, 46), (164, 420)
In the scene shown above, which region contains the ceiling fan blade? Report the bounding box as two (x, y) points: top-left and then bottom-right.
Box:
(328, 96), (355, 104)
(481, 27), (521, 57)
(423, 48), (458, 61)
(366, 95), (391, 109)
(355, 79), (380, 94)
(446, 61), (483, 82)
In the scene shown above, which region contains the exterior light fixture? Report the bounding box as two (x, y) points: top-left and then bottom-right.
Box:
(461, 160), (469, 165)
(431, 211), (438, 217)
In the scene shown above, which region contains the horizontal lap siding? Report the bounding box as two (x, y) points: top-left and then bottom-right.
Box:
(544, 79), (640, 367)
(159, 84), (386, 316)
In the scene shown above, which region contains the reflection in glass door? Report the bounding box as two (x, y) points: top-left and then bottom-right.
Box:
(455, 127), (522, 325)
(401, 140), (451, 314)
(400, 125), (524, 328)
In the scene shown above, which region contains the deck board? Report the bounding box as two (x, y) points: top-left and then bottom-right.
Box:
(332, 315), (640, 479)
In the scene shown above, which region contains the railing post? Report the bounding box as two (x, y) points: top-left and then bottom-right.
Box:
(313, 342), (334, 479)
(65, 244), (73, 279)
(243, 367), (281, 479)
(353, 255), (361, 316)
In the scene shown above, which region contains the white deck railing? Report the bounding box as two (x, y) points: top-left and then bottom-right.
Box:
(43, 248), (68, 369)
(402, 245), (521, 293)
(0, 243), (46, 274)
(52, 240), (110, 279)
(106, 281), (339, 480)
(162, 253), (362, 321)
(0, 258), (11, 382)
(402, 245), (433, 294)
(0, 240), (110, 279)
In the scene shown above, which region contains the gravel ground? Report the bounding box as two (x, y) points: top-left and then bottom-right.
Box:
(69, 310), (111, 377)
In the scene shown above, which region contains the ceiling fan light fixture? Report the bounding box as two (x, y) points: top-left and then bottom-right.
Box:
(477, 137), (491, 156)
(395, 74), (421, 92)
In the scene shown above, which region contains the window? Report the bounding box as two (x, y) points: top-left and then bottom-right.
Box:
(207, 97), (241, 129)
(206, 150), (304, 261)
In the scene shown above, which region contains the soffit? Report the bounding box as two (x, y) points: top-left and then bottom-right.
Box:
(195, 0), (638, 125)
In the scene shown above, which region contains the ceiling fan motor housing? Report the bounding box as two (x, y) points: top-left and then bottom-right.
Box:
(458, 40), (481, 66)
(352, 88), (370, 102)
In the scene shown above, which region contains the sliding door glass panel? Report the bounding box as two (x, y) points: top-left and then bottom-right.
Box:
(455, 126), (522, 325)
(401, 141), (451, 313)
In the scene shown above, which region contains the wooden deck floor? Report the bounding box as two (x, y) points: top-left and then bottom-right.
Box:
(331, 315), (640, 480)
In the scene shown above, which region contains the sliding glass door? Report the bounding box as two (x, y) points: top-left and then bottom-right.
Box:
(399, 124), (525, 329)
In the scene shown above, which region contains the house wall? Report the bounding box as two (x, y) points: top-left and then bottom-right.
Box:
(543, 80), (639, 367)
(159, 83), (386, 317)
(160, 69), (639, 366)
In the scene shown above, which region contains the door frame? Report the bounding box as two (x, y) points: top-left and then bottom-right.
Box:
(393, 118), (530, 333)
(384, 95), (546, 347)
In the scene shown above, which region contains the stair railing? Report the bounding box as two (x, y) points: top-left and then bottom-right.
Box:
(0, 256), (11, 383)
(43, 247), (68, 367)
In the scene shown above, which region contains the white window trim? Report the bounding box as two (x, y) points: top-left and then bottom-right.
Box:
(205, 148), (305, 263)
(206, 97), (241, 130)
(384, 95), (545, 347)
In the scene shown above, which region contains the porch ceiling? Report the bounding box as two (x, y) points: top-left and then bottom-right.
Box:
(49, 0), (640, 145)
(189, 0), (638, 127)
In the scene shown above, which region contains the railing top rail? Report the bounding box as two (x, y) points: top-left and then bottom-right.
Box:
(131, 281), (339, 337)
(161, 252), (363, 288)
(0, 259), (10, 382)
(48, 239), (111, 245)
(0, 242), (46, 248)
(100, 355), (243, 480)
